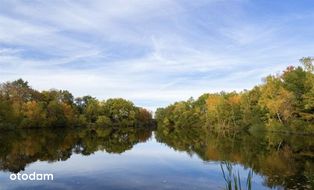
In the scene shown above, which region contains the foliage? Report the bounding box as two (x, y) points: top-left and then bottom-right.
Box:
(0, 79), (153, 129)
(156, 58), (314, 134)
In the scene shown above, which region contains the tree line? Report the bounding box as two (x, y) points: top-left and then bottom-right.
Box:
(0, 80), (153, 129)
(156, 57), (314, 134)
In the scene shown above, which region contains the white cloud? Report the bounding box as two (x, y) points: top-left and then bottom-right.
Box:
(1, 0), (314, 110)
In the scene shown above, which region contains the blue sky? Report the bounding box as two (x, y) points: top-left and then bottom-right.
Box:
(0, 0), (314, 110)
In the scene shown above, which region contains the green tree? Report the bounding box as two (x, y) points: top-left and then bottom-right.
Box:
(299, 57), (314, 122)
(96, 115), (112, 127)
(103, 98), (137, 126)
(84, 99), (100, 123)
(46, 100), (67, 127)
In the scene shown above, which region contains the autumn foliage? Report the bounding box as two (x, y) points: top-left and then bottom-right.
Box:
(0, 80), (153, 129)
(156, 57), (314, 134)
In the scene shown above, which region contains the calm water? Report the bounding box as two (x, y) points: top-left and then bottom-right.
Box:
(0, 127), (313, 190)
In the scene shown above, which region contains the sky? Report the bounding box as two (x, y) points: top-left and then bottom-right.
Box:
(0, 0), (314, 111)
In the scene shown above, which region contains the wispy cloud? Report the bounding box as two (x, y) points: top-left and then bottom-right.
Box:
(1, 0), (314, 110)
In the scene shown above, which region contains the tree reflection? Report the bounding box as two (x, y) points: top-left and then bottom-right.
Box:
(155, 126), (314, 189)
(0, 125), (313, 189)
(0, 127), (153, 173)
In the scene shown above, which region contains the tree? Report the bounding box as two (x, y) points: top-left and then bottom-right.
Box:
(103, 98), (137, 126)
(46, 100), (67, 127)
(282, 66), (307, 104)
(259, 76), (295, 125)
(240, 87), (266, 129)
(96, 115), (112, 127)
(136, 108), (152, 126)
(0, 79), (152, 129)
(206, 94), (223, 126)
(84, 99), (100, 123)
(75, 96), (96, 114)
(300, 57), (314, 122)
(0, 94), (15, 129)
(300, 57), (314, 72)
(20, 101), (47, 128)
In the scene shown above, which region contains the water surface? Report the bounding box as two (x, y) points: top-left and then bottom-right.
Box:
(0, 127), (313, 189)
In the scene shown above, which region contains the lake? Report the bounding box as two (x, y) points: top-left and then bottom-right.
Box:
(0, 127), (313, 190)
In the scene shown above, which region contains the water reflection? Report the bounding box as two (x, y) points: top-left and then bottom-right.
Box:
(0, 127), (313, 189)
(0, 127), (152, 173)
(155, 127), (314, 189)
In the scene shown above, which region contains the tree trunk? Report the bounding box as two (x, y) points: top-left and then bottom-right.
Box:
(276, 112), (283, 124)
